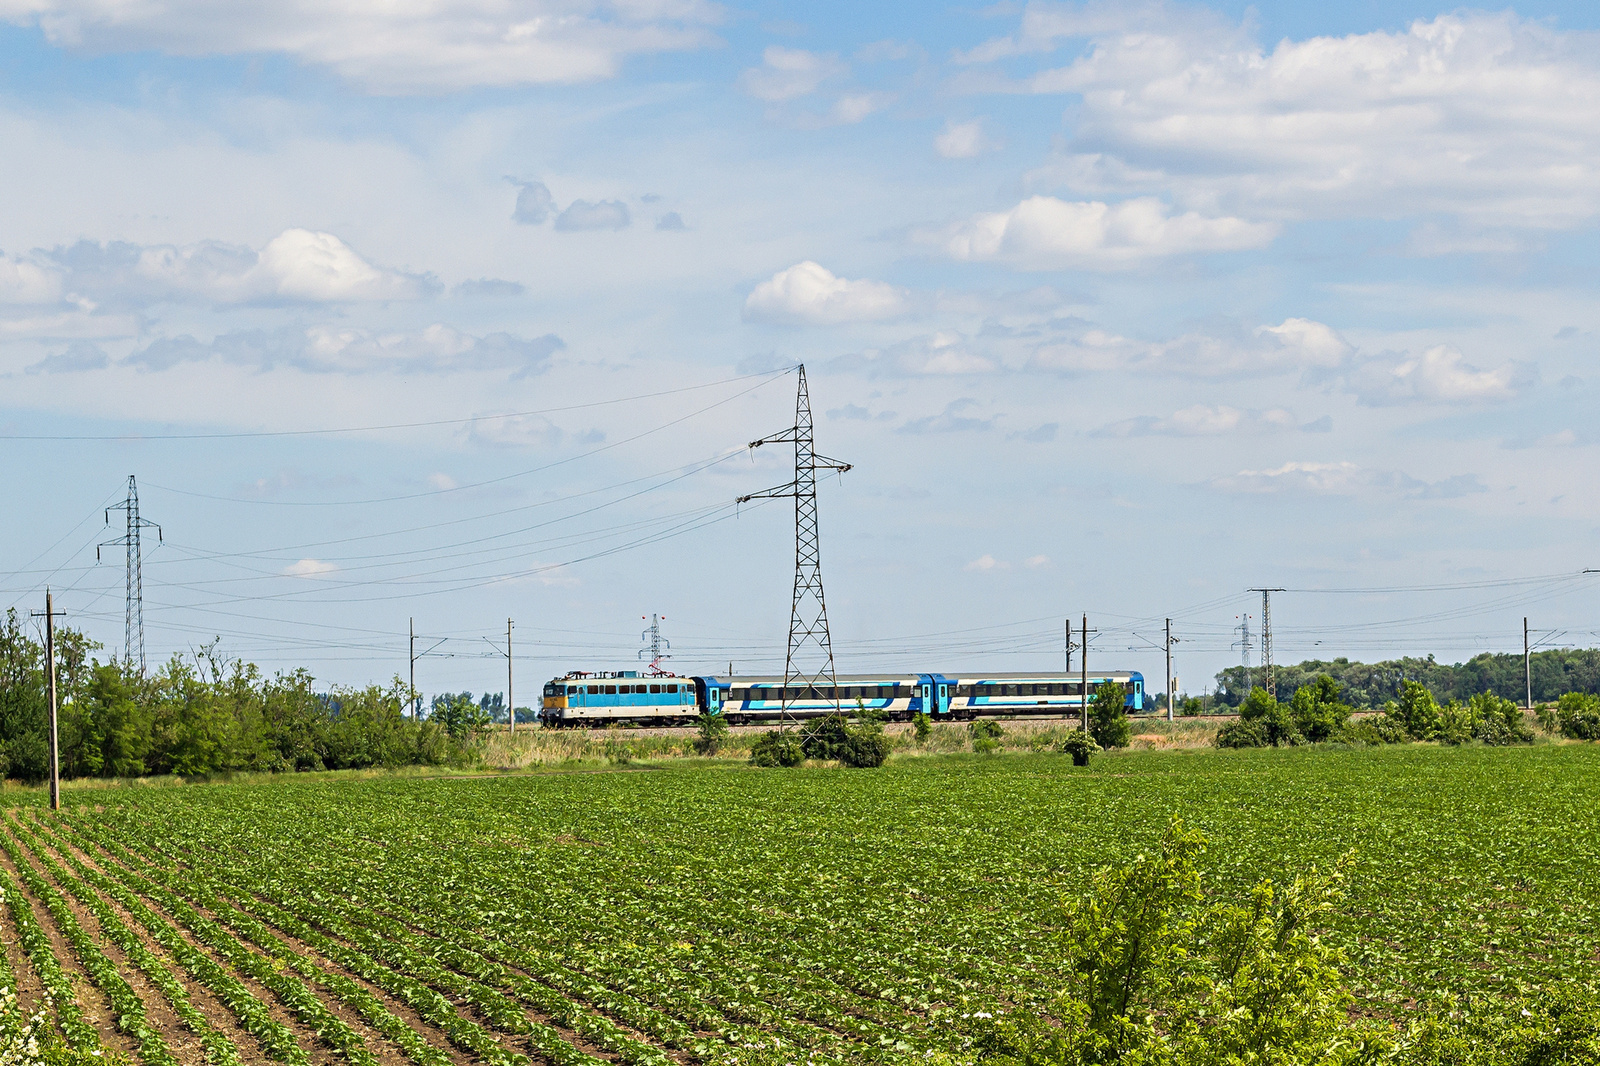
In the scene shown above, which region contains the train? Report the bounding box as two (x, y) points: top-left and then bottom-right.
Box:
(540, 669), (1145, 726)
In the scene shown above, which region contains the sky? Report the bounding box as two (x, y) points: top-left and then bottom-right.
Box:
(3, 0), (1600, 703)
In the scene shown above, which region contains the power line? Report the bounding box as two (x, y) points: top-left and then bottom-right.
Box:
(0, 368), (795, 441)
(142, 372), (787, 507)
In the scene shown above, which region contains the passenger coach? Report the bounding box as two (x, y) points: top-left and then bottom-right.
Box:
(542, 669), (1143, 725)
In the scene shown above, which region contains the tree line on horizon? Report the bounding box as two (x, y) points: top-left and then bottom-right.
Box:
(1198, 648), (1600, 710)
(0, 611), (474, 783)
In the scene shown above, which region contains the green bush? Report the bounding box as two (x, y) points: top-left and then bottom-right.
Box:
(1556, 692), (1600, 740)
(798, 713), (889, 767)
(691, 711), (729, 755)
(1089, 680), (1131, 749)
(1341, 713), (1407, 746)
(1178, 695), (1204, 717)
(800, 714), (853, 760)
(911, 710), (931, 741)
(972, 820), (1355, 1066)
(749, 730), (803, 767)
(970, 718), (1004, 754)
(1238, 687), (1303, 745)
(843, 728), (891, 768)
(1289, 675), (1352, 741)
(1215, 717), (1268, 748)
(1394, 680), (1441, 740)
(602, 727), (634, 765)
(1058, 731), (1094, 766)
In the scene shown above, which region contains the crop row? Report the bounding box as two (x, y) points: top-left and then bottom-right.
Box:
(5, 745), (1595, 1066)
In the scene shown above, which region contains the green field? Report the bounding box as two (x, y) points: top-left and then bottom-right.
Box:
(0, 745), (1597, 1065)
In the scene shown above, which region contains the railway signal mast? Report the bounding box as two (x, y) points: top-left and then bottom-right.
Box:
(738, 365), (852, 730)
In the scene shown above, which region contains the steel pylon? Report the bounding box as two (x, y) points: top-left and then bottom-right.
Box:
(738, 366), (851, 728)
(98, 475), (162, 674)
(639, 613), (671, 674)
(1249, 588), (1285, 698)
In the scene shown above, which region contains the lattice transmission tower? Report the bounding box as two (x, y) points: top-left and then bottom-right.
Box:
(1249, 588), (1286, 698)
(1233, 613), (1253, 693)
(738, 365), (852, 727)
(639, 614), (671, 674)
(99, 475), (161, 673)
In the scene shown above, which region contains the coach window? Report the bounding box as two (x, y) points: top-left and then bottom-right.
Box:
(648, 684), (661, 694)
(602, 685), (615, 694)
(666, 683), (678, 693)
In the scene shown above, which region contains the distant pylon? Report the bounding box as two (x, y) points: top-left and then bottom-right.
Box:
(1249, 588), (1286, 698)
(98, 475), (161, 673)
(738, 365), (852, 728)
(1233, 613), (1253, 693)
(639, 614), (670, 674)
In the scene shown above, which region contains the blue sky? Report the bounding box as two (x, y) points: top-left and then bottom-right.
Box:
(3, 0), (1599, 701)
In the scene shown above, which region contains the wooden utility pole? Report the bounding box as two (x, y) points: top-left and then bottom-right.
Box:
(409, 617), (416, 720)
(35, 590), (63, 810)
(507, 618), (515, 735)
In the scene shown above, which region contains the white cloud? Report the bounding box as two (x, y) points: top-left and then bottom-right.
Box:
(936, 196), (1276, 270)
(1023, 554), (1051, 569)
(899, 399), (995, 435)
(2, 229), (433, 309)
(1029, 317), (1350, 377)
(744, 261), (910, 325)
(0, 0), (722, 93)
(934, 118), (994, 159)
(878, 332), (996, 375)
(25, 340), (108, 374)
(827, 92), (893, 125)
(1213, 461), (1489, 499)
(739, 46), (845, 102)
(127, 324), (563, 376)
(1095, 404), (1308, 437)
(511, 181), (555, 225)
(965, 553), (1008, 572)
(1346, 345), (1526, 406)
(555, 199), (631, 231)
(0, 252), (62, 303)
(283, 558), (338, 577)
(1019, 315), (1529, 407)
(254, 229), (428, 301)
(996, 11), (1600, 231)
(468, 415), (604, 450)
